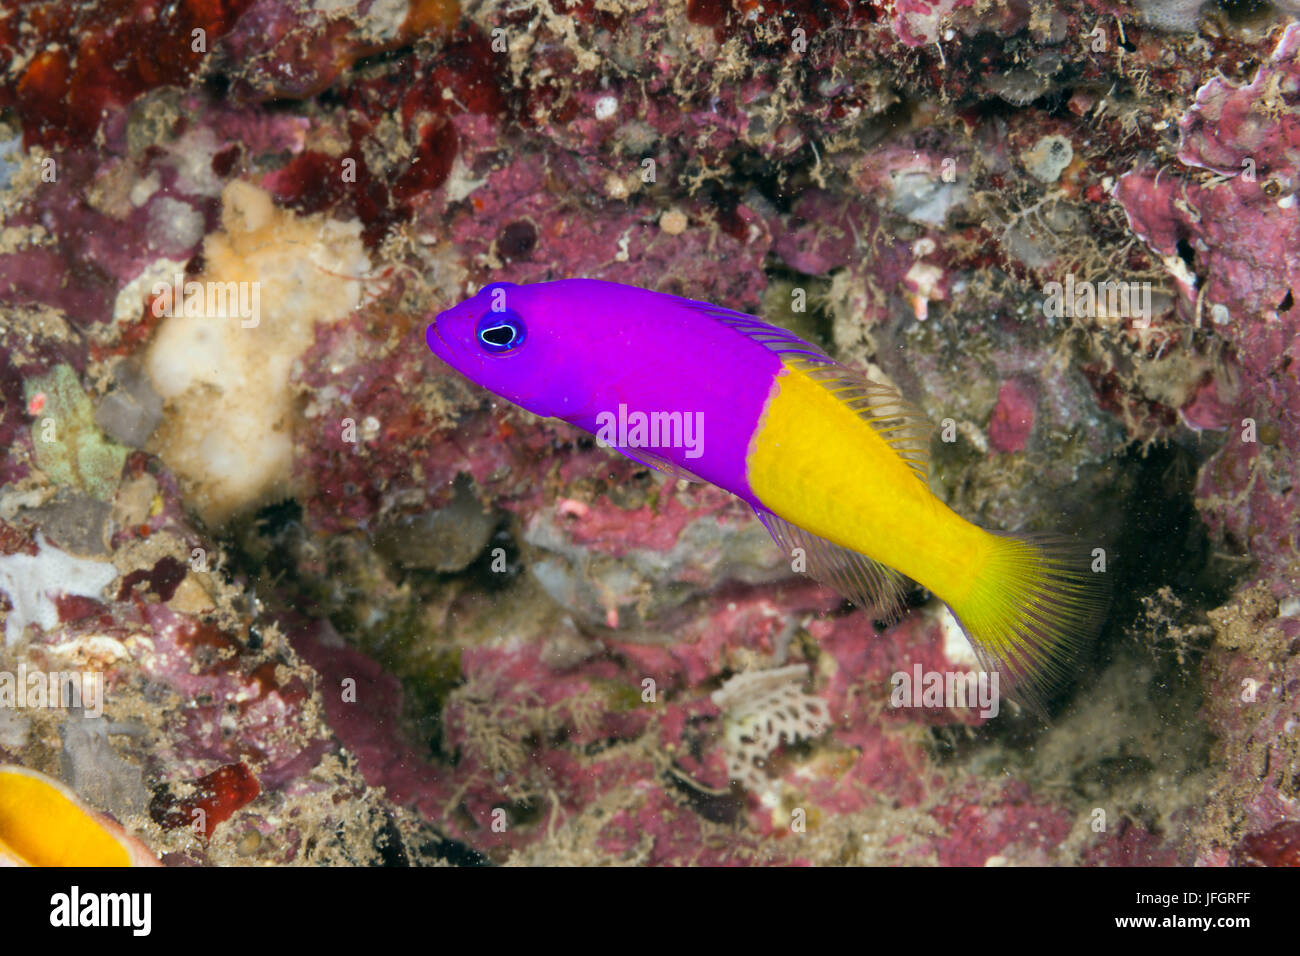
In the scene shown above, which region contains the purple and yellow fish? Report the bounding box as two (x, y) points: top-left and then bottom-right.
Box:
(426, 279), (1107, 712)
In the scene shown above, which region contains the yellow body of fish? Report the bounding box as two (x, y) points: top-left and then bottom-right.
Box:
(747, 357), (1107, 712)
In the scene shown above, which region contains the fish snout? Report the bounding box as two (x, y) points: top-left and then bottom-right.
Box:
(425, 314), (454, 362)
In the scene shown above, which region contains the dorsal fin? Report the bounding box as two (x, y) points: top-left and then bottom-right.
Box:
(684, 302), (832, 362)
(684, 300), (932, 489)
(788, 356), (932, 489)
(754, 507), (907, 621)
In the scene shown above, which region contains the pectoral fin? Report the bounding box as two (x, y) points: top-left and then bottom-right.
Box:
(616, 446), (702, 482)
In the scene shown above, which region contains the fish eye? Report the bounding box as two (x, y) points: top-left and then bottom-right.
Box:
(475, 310), (526, 354)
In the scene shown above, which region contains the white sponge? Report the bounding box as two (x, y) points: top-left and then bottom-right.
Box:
(0, 533), (118, 646)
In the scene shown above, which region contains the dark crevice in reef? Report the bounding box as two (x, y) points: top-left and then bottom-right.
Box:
(1097, 439), (1243, 667)
(930, 439), (1249, 765)
(221, 494), (484, 757)
(215, 496), (500, 864)
(1094, 441), (1234, 681)
(1218, 0), (1274, 26)
(221, 497), (327, 620)
(1101, 442), (1244, 635)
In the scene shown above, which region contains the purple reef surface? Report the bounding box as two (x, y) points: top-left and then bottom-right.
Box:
(0, 0), (1298, 867)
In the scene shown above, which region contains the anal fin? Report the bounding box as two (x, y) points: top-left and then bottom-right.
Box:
(754, 507), (907, 621)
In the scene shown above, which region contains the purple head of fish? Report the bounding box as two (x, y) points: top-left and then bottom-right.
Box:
(427, 277), (786, 501)
(427, 281), (594, 418)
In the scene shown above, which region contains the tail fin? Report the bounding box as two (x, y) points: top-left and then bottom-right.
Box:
(949, 533), (1110, 718)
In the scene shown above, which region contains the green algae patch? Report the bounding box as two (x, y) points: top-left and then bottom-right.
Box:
(24, 364), (127, 501)
(594, 677), (648, 713)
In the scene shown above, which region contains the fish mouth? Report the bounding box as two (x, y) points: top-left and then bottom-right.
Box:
(425, 315), (453, 359)
(426, 313), (484, 378)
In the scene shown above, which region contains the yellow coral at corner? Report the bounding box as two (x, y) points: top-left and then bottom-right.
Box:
(0, 765), (157, 867)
